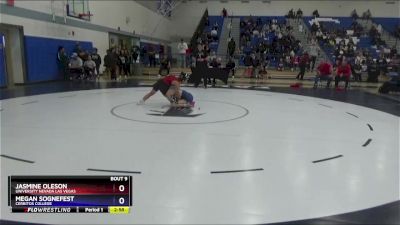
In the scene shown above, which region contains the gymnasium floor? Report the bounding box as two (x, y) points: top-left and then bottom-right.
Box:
(0, 80), (399, 224)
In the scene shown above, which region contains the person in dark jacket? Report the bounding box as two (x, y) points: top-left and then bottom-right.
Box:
(91, 48), (101, 77)
(228, 38), (236, 57)
(104, 49), (118, 80)
(367, 59), (380, 83)
(57, 46), (69, 80)
(226, 58), (236, 80)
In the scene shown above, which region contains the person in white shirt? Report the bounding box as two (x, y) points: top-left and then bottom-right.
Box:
(298, 24), (303, 33)
(377, 24), (382, 34)
(84, 55), (96, 79)
(177, 39), (188, 68)
(69, 53), (82, 69)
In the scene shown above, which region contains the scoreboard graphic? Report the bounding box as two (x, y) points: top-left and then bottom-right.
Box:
(8, 176), (132, 213)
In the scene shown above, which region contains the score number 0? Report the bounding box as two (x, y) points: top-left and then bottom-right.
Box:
(118, 184), (125, 205)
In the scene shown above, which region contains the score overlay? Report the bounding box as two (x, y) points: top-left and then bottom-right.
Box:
(8, 176), (132, 213)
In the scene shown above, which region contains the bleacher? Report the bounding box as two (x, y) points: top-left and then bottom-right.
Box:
(239, 16), (288, 67)
(304, 16), (385, 62)
(372, 17), (400, 36)
(203, 16), (224, 53)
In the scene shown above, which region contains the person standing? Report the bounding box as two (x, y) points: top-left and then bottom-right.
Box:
(91, 48), (101, 78)
(308, 42), (320, 71)
(296, 52), (309, 80)
(228, 38), (236, 58)
(104, 49), (118, 81)
(57, 46), (69, 80)
(177, 39), (188, 68)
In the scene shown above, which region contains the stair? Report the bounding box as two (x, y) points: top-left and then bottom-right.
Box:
(216, 17), (240, 66)
(356, 19), (400, 52)
(287, 18), (329, 66)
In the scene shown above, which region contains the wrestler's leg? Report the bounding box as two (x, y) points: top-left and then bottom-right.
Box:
(165, 85), (179, 103)
(138, 89), (156, 105)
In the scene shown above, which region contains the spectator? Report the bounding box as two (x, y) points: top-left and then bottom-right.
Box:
(312, 9), (320, 18)
(159, 56), (171, 76)
(222, 8), (228, 18)
(351, 9), (359, 20)
(210, 57), (222, 86)
(313, 60), (333, 88)
(243, 53), (253, 77)
(69, 52), (83, 69)
(352, 59), (363, 82)
(226, 58), (236, 80)
(69, 52), (83, 79)
(287, 9), (295, 19)
(211, 28), (218, 41)
(148, 46), (156, 68)
(91, 48), (101, 76)
(177, 39), (188, 68)
(298, 23), (304, 33)
(104, 49), (118, 80)
(296, 52), (309, 80)
(117, 50), (127, 79)
(228, 38), (236, 57)
(57, 46), (69, 80)
(335, 60), (352, 89)
(83, 55), (96, 79)
(123, 50), (131, 76)
(367, 59), (380, 82)
(377, 24), (383, 35)
(296, 8), (303, 20)
(395, 26), (400, 38)
(131, 46), (139, 63)
(362, 9), (371, 20)
(308, 42), (320, 71)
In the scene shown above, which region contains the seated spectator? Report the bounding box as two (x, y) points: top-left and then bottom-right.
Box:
(69, 53), (83, 79)
(211, 28), (218, 41)
(277, 58), (284, 71)
(83, 55), (96, 79)
(253, 28), (260, 37)
(314, 60), (333, 88)
(69, 52), (83, 69)
(213, 22), (219, 31)
(335, 60), (352, 89)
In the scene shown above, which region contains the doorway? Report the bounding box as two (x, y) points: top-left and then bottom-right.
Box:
(0, 24), (27, 87)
